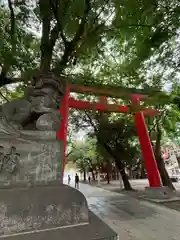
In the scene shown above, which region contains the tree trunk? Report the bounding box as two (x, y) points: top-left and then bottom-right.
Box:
(156, 155), (175, 190)
(115, 159), (133, 190)
(88, 160), (96, 181)
(106, 172), (110, 184)
(140, 160), (146, 179)
(94, 135), (133, 190)
(128, 168), (133, 179)
(154, 126), (175, 191)
(120, 168), (133, 190)
(39, 0), (52, 73)
(91, 171), (96, 181)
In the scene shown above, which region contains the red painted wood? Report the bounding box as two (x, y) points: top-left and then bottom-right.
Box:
(69, 84), (148, 99)
(69, 97), (129, 112)
(68, 97), (159, 116)
(57, 86), (70, 183)
(132, 96), (161, 187)
(56, 83), (161, 187)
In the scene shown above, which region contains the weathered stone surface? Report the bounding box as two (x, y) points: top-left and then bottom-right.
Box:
(0, 72), (63, 133)
(2, 99), (31, 127)
(145, 186), (176, 199)
(0, 210), (117, 240)
(0, 135), (118, 240)
(0, 131), (63, 186)
(0, 184), (89, 237)
(36, 113), (60, 131)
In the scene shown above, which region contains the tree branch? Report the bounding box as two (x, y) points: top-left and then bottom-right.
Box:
(54, 0), (91, 72)
(84, 110), (132, 175)
(0, 92), (9, 102)
(66, 150), (73, 158)
(71, 0), (91, 45)
(39, 0), (52, 72)
(49, 0), (69, 47)
(86, 109), (126, 171)
(84, 111), (99, 133)
(0, 75), (23, 88)
(8, 0), (16, 53)
(70, 5), (115, 63)
(149, 120), (157, 137)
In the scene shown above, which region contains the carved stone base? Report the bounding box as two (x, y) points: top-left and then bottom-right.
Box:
(0, 131), (63, 187)
(145, 186), (176, 199)
(0, 184), (88, 236)
(0, 131), (118, 240)
(0, 184), (118, 240)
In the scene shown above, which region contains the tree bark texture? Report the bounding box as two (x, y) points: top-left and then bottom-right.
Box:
(154, 126), (175, 191)
(115, 159), (133, 190)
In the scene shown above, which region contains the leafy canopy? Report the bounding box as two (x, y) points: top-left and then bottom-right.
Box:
(1, 0), (180, 88)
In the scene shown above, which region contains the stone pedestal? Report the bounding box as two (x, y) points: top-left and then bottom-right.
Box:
(0, 131), (62, 186)
(145, 186), (176, 199)
(0, 131), (118, 240)
(0, 184), (117, 240)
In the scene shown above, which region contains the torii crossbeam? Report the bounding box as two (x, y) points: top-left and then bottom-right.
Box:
(57, 82), (164, 188)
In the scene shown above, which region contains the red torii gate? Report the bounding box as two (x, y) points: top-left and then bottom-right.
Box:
(56, 83), (162, 188)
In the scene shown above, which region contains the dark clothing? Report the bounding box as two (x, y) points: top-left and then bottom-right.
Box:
(75, 175), (79, 189)
(75, 175), (79, 183)
(75, 182), (79, 189)
(68, 176), (71, 185)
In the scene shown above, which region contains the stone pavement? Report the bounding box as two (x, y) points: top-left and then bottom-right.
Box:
(88, 179), (180, 192)
(84, 179), (180, 203)
(78, 183), (180, 240)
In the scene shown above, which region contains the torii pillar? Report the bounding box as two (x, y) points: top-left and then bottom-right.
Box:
(132, 95), (161, 187)
(57, 86), (70, 183)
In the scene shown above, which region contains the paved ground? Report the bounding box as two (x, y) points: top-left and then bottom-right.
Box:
(97, 179), (180, 191)
(91, 179), (180, 211)
(78, 182), (180, 240)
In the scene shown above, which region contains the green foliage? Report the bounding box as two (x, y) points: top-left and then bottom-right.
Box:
(111, 0), (180, 74)
(0, 7), (40, 81)
(0, 83), (24, 103)
(1, 0), (115, 80)
(146, 103), (180, 145)
(67, 138), (102, 172)
(1, 0), (180, 85)
(96, 116), (139, 168)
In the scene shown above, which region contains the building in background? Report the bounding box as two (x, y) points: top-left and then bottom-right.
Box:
(162, 145), (180, 177)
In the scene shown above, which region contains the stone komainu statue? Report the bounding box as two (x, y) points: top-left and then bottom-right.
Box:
(0, 72), (64, 134)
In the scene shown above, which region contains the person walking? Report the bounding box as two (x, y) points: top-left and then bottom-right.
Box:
(75, 173), (79, 189)
(68, 175), (71, 185)
(88, 175), (91, 184)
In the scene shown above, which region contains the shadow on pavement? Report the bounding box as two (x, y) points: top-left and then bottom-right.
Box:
(80, 184), (159, 221)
